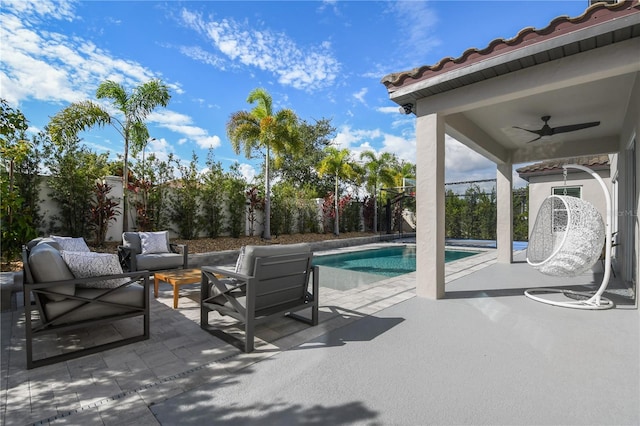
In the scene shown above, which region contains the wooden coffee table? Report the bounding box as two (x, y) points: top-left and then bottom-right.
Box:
(154, 268), (201, 309)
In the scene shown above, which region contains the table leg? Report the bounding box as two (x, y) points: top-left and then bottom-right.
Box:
(154, 276), (160, 298)
(173, 283), (179, 309)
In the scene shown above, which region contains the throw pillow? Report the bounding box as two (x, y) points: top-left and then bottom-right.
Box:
(50, 236), (90, 252)
(61, 251), (128, 289)
(140, 231), (170, 254)
(122, 232), (142, 254)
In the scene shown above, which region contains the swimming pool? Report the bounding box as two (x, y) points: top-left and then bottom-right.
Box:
(313, 245), (478, 278)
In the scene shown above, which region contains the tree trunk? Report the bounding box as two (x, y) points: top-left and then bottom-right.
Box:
(263, 146), (271, 240)
(373, 192), (378, 233)
(122, 137), (129, 233)
(334, 174), (339, 236)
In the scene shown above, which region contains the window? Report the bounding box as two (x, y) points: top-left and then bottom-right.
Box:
(552, 186), (581, 198)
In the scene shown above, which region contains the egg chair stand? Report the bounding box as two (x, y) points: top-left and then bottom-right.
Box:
(524, 164), (614, 310)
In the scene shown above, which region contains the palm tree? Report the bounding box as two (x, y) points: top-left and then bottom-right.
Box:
(317, 146), (360, 236)
(359, 150), (397, 233)
(48, 79), (170, 233)
(226, 88), (299, 240)
(389, 159), (416, 233)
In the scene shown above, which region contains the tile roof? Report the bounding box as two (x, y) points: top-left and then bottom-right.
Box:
(381, 1), (640, 91)
(516, 154), (610, 180)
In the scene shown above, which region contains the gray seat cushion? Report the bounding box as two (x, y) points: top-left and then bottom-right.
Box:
(136, 252), (183, 271)
(43, 284), (145, 325)
(28, 243), (75, 301)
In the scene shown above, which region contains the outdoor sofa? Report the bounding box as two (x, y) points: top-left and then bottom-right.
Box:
(118, 231), (188, 272)
(201, 243), (319, 352)
(22, 237), (150, 369)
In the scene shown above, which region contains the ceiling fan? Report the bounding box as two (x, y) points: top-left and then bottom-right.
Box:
(514, 115), (600, 143)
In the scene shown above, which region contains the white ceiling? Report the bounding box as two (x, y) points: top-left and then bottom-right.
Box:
(463, 73), (633, 150)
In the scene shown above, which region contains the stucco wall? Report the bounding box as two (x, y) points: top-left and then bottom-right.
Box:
(36, 176), (125, 243)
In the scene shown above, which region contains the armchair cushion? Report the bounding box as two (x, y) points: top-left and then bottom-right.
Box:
(43, 284), (145, 325)
(50, 236), (90, 252)
(236, 243), (311, 277)
(28, 243), (75, 301)
(61, 251), (128, 289)
(140, 231), (170, 254)
(136, 252), (184, 271)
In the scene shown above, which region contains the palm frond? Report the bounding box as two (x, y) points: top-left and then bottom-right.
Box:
(48, 101), (111, 144)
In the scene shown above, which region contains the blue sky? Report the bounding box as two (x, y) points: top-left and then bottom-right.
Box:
(1, 0), (590, 188)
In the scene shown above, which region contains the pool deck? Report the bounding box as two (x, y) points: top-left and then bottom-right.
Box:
(2, 242), (637, 425)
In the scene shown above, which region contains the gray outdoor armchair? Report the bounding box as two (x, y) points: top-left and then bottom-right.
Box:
(118, 231), (188, 272)
(200, 243), (319, 352)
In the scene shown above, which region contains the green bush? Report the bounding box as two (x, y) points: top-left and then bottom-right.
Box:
(225, 164), (247, 238)
(168, 153), (200, 239)
(199, 153), (225, 238)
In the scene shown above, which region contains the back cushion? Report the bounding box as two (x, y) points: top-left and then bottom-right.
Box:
(140, 231), (170, 254)
(50, 236), (90, 252)
(122, 232), (142, 254)
(27, 237), (60, 251)
(237, 243), (310, 277)
(28, 243), (75, 301)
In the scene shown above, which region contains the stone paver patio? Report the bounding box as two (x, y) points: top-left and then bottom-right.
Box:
(1, 241), (497, 425)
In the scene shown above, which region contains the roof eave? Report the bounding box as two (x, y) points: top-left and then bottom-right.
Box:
(383, 1), (640, 106)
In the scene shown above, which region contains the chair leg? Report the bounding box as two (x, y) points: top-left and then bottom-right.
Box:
(244, 317), (255, 353)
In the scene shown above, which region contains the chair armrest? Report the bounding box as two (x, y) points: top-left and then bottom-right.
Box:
(117, 245), (138, 272)
(201, 266), (250, 282)
(170, 243), (189, 268)
(24, 270), (151, 292)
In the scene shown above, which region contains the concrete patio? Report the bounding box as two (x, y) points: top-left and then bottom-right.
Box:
(1, 243), (637, 425)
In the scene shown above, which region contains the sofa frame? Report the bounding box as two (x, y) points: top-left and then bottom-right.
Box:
(22, 244), (150, 369)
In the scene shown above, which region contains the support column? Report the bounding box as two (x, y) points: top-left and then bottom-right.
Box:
(496, 162), (513, 264)
(416, 112), (445, 299)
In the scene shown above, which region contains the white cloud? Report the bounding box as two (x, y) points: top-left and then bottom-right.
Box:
(195, 135), (222, 150)
(390, 1), (440, 63)
(2, 0), (77, 22)
(333, 125), (415, 163)
(145, 137), (173, 163)
(0, 3), (173, 108)
(445, 136), (494, 174)
(238, 163), (257, 183)
(178, 45), (227, 69)
(377, 106), (401, 114)
(179, 9), (340, 92)
(353, 88), (368, 105)
(148, 110), (222, 150)
(444, 136), (496, 186)
(380, 133), (415, 163)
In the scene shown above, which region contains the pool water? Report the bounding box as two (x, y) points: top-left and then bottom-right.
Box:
(313, 245), (478, 278)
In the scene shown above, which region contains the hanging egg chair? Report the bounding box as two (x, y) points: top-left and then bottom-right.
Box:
(524, 164), (614, 310)
(526, 194), (604, 277)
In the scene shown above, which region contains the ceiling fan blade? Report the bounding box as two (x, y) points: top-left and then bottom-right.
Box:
(551, 121), (600, 135)
(526, 135), (542, 143)
(513, 126), (544, 136)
